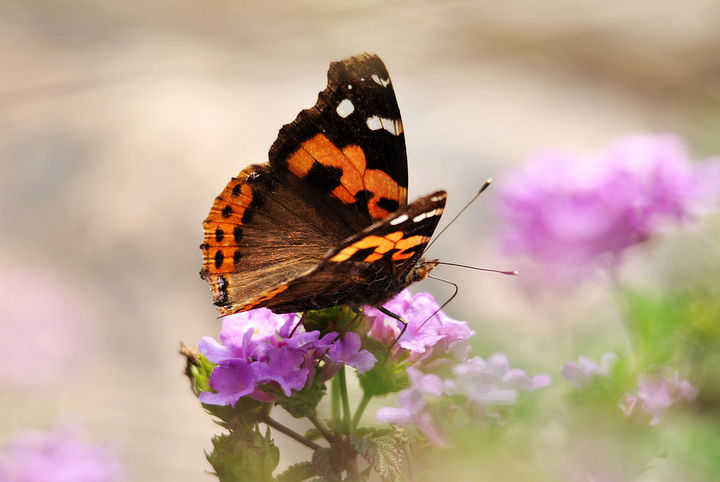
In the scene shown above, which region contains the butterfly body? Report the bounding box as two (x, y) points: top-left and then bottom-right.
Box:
(201, 54), (446, 316)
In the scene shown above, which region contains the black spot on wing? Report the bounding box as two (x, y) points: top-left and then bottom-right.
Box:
(304, 162), (343, 193)
(377, 197), (400, 213)
(233, 226), (243, 242)
(214, 250), (224, 269)
(348, 246), (375, 262)
(354, 189), (372, 204)
(215, 228), (224, 242)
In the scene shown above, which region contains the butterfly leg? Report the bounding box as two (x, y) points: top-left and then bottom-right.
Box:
(377, 306), (408, 348)
(347, 307), (365, 332)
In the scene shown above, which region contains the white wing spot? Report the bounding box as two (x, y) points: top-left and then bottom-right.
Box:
(381, 118), (403, 135)
(370, 74), (390, 87)
(366, 116), (382, 130)
(413, 208), (443, 223)
(431, 194), (446, 202)
(390, 214), (409, 225)
(347, 84), (353, 89)
(336, 99), (354, 118)
(371, 74), (391, 87)
(366, 116), (403, 135)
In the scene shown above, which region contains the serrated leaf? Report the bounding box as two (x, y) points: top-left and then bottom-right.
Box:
(277, 461), (316, 482)
(349, 430), (403, 482)
(312, 447), (344, 481)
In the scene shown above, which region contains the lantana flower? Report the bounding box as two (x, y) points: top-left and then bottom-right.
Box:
(198, 308), (376, 406)
(364, 290), (474, 365)
(0, 424), (123, 482)
(562, 352), (618, 388)
(496, 134), (720, 276)
(620, 370), (698, 425)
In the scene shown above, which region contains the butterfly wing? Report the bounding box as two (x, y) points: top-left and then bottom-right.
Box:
(201, 54), (412, 315)
(233, 191), (447, 314)
(269, 53), (408, 225)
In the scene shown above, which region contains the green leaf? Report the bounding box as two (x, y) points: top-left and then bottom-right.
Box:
(302, 306), (359, 334)
(206, 424), (279, 482)
(358, 360), (409, 397)
(276, 461), (316, 482)
(349, 430), (403, 482)
(203, 398), (266, 427)
(312, 446), (345, 481)
(278, 381), (327, 418)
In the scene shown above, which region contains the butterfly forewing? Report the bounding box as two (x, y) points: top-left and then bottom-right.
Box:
(269, 54), (408, 225)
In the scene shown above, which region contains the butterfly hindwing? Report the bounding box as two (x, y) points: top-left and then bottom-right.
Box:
(201, 162), (369, 313)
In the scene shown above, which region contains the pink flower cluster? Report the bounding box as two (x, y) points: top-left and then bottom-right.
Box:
(198, 309), (376, 406)
(620, 370), (698, 426)
(496, 134), (719, 274)
(376, 355), (550, 445)
(0, 425), (122, 482)
(561, 352), (618, 388)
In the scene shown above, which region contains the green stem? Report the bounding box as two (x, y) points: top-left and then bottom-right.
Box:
(308, 413), (335, 444)
(351, 391), (372, 428)
(338, 365), (351, 433)
(259, 413), (321, 451)
(331, 376), (341, 425)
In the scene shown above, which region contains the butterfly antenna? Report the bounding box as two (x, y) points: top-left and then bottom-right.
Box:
(424, 178), (492, 253)
(435, 261), (518, 276)
(419, 275), (459, 329)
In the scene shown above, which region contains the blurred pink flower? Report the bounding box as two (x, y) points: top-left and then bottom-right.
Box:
(376, 367), (449, 445)
(0, 424), (123, 482)
(496, 134), (720, 275)
(620, 370), (698, 425)
(561, 352), (618, 388)
(0, 266), (91, 388)
(449, 353), (550, 405)
(376, 355), (549, 445)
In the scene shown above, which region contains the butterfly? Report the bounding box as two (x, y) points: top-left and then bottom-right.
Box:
(200, 54), (446, 319)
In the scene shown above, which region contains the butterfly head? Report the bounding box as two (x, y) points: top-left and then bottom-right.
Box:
(407, 258), (439, 285)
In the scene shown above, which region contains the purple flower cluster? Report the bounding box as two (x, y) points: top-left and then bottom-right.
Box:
(561, 352), (618, 388)
(376, 354), (550, 445)
(198, 308), (376, 406)
(0, 425), (123, 482)
(496, 134), (719, 274)
(620, 370), (698, 426)
(364, 290), (474, 365)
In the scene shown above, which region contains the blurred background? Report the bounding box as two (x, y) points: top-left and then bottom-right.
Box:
(1, 1), (719, 480)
